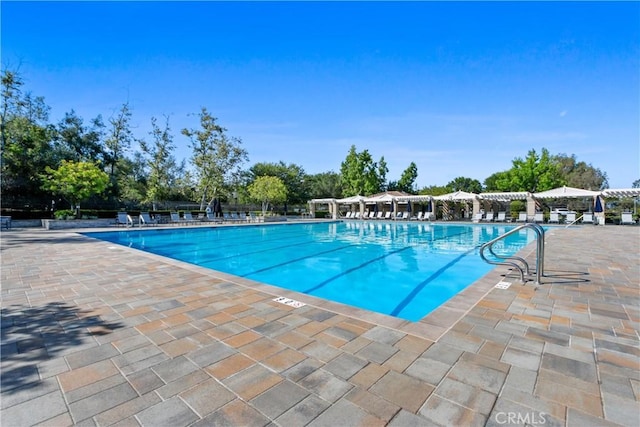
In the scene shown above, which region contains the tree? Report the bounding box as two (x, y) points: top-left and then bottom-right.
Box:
(552, 153), (608, 190)
(40, 160), (109, 215)
(340, 145), (382, 196)
(139, 116), (182, 210)
(182, 107), (248, 210)
(1, 69), (57, 205)
(497, 148), (565, 192)
(247, 161), (308, 206)
(377, 156), (389, 192)
(55, 110), (105, 163)
(397, 162), (419, 193)
(104, 102), (134, 178)
(447, 176), (482, 194)
(307, 171), (343, 199)
(248, 176), (287, 216)
(483, 171), (511, 192)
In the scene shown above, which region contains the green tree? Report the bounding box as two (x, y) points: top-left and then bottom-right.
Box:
(248, 175), (287, 216)
(182, 107), (248, 210)
(1, 69), (57, 206)
(497, 148), (565, 192)
(307, 171), (343, 199)
(397, 162), (419, 193)
(447, 176), (482, 194)
(55, 110), (105, 163)
(552, 153), (608, 190)
(247, 161), (308, 208)
(418, 184), (450, 196)
(40, 160), (109, 215)
(139, 116), (182, 210)
(340, 145), (382, 196)
(483, 171), (512, 192)
(377, 156), (389, 192)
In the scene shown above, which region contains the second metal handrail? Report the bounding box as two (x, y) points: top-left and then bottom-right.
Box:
(480, 223), (545, 284)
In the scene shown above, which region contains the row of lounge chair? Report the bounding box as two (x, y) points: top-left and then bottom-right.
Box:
(344, 211), (436, 221)
(116, 211), (262, 227)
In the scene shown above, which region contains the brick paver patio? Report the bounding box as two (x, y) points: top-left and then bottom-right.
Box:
(1, 222), (638, 426)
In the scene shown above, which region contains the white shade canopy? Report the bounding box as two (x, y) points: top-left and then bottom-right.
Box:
(336, 195), (365, 204)
(433, 190), (479, 201)
(532, 186), (600, 199)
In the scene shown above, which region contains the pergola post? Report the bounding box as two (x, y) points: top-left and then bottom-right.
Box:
(526, 196), (537, 221)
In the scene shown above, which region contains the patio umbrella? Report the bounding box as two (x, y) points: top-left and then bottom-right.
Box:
(426, 199), (433, 213)
(373, 204), (378, 214)
(406, 203), (412, 213)
(594, 196), (603, 213)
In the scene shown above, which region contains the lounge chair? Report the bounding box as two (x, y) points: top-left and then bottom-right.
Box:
(170, 211), (188, 225)
(516, 212), (527, 222)
(375, 211), (384, 220)
(206, 211), (222, 223)
(344, 211), (352, 219)
(565, 212), (576, 224)
(401, 212), (410, 220)
(483, 212), (495, 222)
(582, 212), (594, 224)
(621, 212), (635, 225)
(184, 212), (199, 223)
(139, 212), (158, 226)
(423, 212), (435, 221)
(495, 212), (506, 222)
(548, 212), (560, 224)
(414, 212), (424, 221)
(533, 212), (544, 223)
(473, 213), (483, 223)
(116, 212), (133, 227)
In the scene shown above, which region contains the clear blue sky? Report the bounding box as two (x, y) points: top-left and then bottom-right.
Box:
(3, 1), (639, 189)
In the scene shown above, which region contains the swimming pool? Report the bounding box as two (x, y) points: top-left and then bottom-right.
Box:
(85, 221), (536, 322)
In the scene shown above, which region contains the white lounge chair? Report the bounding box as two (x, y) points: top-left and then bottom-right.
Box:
(483, 212), (495, 222)
(516, 212), (527, 222)
(533, 212), (544, 223)
(116, 212), (132, 227)
(473, 213), (483, 223)
(582, 212), (594, 224)
(414, 212), (424, 221)
(621, 212), (635, 225)
(495, 212), (506, 222)
(548, 212), (560, 224)
(423, 212), (435, 221)
(565, 212), (576, 224)
(139, 212), (158, 226)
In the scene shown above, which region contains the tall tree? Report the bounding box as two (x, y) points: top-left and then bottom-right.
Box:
(552, 153), (608, 190)
(1, 69), (56, 205)
(55, 110), (105, 163)
(397, 162), (419, 193)
(182, 107), (248, 210)
(340, 145), (381, 196)
(501, 148), (565, 192)
(447, 176), (482, 194)
(139, 116), (181, 210)
(377, 156), (389, 192)
(104, 102), (133, 178)
(247, 161), (308, 206)
(307, 171), (343, 199)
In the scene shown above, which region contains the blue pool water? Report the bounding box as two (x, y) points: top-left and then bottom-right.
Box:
(85, 221), (536, 321)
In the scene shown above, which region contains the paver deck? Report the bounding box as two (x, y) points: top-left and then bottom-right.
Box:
(1, 222), (638, 426)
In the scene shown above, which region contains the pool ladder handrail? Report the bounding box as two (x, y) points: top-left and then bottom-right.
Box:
(479, 223), (545, 285)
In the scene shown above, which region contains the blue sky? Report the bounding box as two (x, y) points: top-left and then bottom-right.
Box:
(3, 1), (639, 189)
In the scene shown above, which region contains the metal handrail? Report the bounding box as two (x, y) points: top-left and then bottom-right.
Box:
(479, 223), (545, 284)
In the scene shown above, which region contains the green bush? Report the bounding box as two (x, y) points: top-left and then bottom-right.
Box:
(54, 209), (76, 220)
